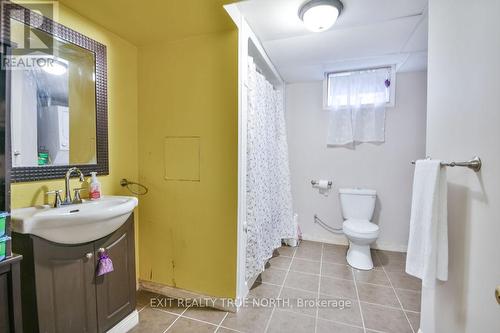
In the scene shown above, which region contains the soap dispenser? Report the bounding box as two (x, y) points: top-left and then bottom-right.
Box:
(89, 172), (102, 200)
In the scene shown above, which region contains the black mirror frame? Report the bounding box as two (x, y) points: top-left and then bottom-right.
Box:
(1, 2), (108, 182)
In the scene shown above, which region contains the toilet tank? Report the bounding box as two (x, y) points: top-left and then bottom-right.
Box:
(339, 188), (377, 220)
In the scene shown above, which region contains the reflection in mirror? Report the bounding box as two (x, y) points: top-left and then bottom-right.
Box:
(9, 18), (97, 167)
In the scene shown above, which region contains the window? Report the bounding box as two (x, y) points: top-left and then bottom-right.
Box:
(323, 66), (395, 109)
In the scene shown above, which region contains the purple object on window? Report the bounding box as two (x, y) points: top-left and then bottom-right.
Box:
(96, 250), (114, 276)
(385, 79), (391, 88)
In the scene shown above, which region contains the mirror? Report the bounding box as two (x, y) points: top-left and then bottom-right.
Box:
(10, 19), (97, 167)
(2, 3), (109, 182)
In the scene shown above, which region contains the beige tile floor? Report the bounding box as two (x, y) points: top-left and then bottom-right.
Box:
(132, 240), (421, 333)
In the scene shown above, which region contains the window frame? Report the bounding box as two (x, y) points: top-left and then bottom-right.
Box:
(323, 65), (396, 110)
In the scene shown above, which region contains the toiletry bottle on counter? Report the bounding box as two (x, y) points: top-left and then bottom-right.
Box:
(89, 172), (101, 200)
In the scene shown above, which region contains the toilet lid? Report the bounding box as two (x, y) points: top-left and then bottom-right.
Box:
(343, 219), (379, 235)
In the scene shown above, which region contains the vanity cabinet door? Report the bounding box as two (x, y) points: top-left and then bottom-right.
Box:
(33, 239), (98, 333)
(94, 215), (136, 332)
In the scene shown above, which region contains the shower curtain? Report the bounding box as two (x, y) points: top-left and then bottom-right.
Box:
(245, 57), (295, 281)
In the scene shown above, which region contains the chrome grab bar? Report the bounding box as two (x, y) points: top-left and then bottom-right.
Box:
(410, 156), (482, 172)
(311, 180), (333, 186)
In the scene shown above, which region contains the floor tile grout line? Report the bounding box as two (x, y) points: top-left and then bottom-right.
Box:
(140, 245), (414, 333)
(161, 313), (181, 333)
(262, 276), (369, 300)
(374, 251), (416, 333)
(217, 325), (244, 333)
(285, 256), (350, 265)
(266, 266), (356, 282)
(263, 281), (318, 296)
(314, 243), (324, 333)
(278, 307), (366, 330)
(263, 243), (297, 333)
(161, 305), (190, 333)
(353, 279), (421, 293)
(358, 300), (418, 312)
(214, 312), (229, 332)
(367, 329), (389, 333)
(139, 246), (416, 333)
(258, 278), (421, 314)
(178, 313), (222, 327)
(261, 277), (417, 313)
(217, 312), (229, 327)
(350, 258), (367, 332)
(375, 251), (415, 328)
(283, 248), (407, 262)
(240, 277), (419, 298)
(355, 280), (417, 292)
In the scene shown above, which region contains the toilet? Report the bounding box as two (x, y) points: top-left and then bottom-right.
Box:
(339, 188), (379, 270)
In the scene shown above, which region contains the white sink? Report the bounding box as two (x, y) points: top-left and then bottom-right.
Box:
(11, 196), (138, 244)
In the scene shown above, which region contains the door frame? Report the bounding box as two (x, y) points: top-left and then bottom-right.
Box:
(224, 4), (286, 303)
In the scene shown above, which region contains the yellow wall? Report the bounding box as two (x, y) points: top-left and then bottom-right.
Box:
(10, 2), (239, 299)
(10, 5), (140, 263)
(137, 30), (238, 298)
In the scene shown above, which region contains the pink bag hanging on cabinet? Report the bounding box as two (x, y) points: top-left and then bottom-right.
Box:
(96, 248), (114, 276)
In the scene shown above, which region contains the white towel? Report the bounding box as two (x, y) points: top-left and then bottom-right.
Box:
(406, 160), (448, 288)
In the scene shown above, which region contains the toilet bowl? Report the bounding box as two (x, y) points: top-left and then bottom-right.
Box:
(339, 188), (379, 270)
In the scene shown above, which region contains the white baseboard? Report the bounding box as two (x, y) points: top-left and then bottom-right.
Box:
(301, 233), (407, 253)
(106, 310), (139, 333)
(301, 233), (348, 246)
(372, 242), (408, 253)
(139, 280), (238, 313)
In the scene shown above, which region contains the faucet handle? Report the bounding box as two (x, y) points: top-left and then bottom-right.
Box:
(46, 190), (63, 208)
(72, 188), (86, 204)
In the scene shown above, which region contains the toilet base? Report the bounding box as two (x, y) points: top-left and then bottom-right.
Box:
(346, 242), (374, 270)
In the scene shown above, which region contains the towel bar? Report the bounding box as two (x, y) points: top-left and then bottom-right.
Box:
(410, 156), (481, 172)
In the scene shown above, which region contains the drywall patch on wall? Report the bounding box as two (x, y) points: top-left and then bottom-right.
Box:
(164, 137), (201, 181)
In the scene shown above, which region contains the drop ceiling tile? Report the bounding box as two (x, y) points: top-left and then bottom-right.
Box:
(264, 15), (421, 67)
(238, 0), (429, 82)
(239, 0), (428, 42)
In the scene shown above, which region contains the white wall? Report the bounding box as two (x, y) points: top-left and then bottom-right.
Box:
(422, 0), (500, 332)
(11, 70), (38, 167)
(286, 71), (427, 251)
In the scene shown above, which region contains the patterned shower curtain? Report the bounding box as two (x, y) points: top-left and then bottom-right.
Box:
(245, 57), (295, 281)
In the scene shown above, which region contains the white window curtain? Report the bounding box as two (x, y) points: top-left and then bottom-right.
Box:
(327, 69), (388, 146)
(245, 56), (295, 281)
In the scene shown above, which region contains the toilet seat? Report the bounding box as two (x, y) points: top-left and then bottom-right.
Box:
(343, 219), (379, 238)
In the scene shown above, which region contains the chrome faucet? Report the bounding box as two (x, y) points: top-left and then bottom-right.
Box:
(62, 167), (85, 205)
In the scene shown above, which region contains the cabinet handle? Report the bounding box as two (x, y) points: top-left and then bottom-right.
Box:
(85, 253), (93, 259)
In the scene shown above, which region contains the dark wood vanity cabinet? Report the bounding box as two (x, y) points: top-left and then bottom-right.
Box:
(34, 241), (98, 333)
(13, 214), (136, 333)
(95, 217), (136, 332)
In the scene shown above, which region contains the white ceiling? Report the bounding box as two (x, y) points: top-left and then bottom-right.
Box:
(237, 0), (428, 82)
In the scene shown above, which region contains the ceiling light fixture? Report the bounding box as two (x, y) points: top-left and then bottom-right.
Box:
(298, 0), (343, 32)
